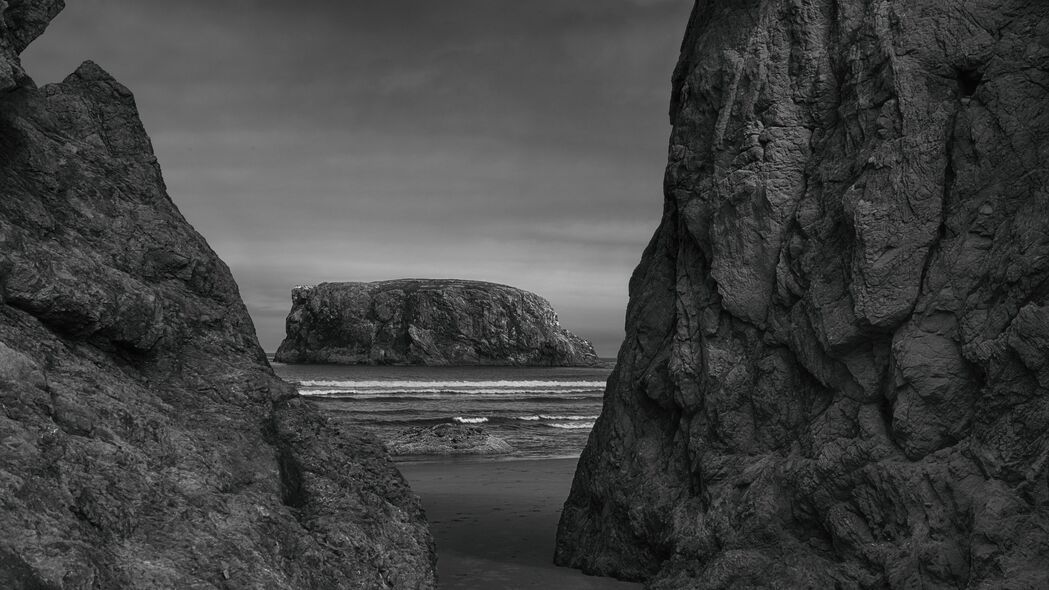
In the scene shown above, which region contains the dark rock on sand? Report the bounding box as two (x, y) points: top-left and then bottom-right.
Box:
(275, 279), (599, 366)
(557, 0), (1049, 588)
(0, 4), (435, 588)
(388, 424), (513, 456)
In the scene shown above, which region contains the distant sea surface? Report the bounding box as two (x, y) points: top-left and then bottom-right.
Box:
(270, 360), (614, 459)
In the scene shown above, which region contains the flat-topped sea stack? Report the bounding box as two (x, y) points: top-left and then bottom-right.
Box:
(275, 279), (599, 366)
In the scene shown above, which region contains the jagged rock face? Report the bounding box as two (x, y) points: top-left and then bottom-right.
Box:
(557, 0), (1049, 588)
(0, 4), (435, 589)
(275, 279), (599, 366)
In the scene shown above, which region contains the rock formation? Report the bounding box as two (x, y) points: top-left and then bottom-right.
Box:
(0, 3), (435, 588)
(557, 0), (1049, 588)
(275, 279), (599, 366)
(387, 424), (513, 457)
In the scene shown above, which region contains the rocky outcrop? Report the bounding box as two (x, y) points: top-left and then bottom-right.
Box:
(387, 424), (513, 457)
(275, 279), (599, 366)
(0, 4), (435, 588)
(557, 0), (1049, 588)
(0, 0), (61, 90)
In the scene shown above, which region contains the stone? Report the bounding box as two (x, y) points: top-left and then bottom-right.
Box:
(387, 424), (514, 457)
(275, 279), (599, 366)
(0, 3), (435, 588)
(556, 0), (1049, 588)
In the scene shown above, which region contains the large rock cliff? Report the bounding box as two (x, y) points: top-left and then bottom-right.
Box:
(275, 279), (599, 366)
(0, 3), (435, 588)
(557, 0), (1049, 588)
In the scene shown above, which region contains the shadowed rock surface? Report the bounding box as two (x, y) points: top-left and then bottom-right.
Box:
(275, 279), (599, 366)
(0, 3), (435, 588)
(557, 0), (1049, 588)
(387, 424), (513, 457)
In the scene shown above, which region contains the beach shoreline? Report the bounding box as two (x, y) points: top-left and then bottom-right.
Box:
(398, 457), (640, 590)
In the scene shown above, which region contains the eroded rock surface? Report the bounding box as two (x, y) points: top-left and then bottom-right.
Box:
(0, 3), (435, 588)
(557, 0), (1049, 587)
(275, 279), (599, 366)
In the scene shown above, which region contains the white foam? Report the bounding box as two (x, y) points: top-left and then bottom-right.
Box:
(300, 387), (600, 395)
(297, 379), (606, 389)
(546, 422), (596, 430)
(515, 415), (599, 421)
(453, 416), (488, 424)
(297, 388), (602, 398)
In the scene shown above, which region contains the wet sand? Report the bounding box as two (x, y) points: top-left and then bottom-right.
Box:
(398, 457), (640, 590)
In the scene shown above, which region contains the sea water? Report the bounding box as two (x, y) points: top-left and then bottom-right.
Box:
(270, 362), (613, 459)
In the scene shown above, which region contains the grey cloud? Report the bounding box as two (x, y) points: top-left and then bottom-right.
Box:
(22, 0), (694, 356)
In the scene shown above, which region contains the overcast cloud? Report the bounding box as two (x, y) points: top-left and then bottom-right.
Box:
(23, 0), (693, 355)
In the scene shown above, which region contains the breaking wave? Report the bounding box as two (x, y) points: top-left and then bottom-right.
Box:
(545, 422), (596, 430)
(297, 379), (606, 389)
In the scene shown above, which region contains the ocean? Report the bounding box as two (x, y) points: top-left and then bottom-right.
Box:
(270, 362), (613, 459)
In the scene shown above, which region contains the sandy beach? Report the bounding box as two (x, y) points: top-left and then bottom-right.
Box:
(398, 457), (640, 590)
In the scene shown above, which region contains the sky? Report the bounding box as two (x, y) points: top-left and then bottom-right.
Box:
(22, 0), (693, 356)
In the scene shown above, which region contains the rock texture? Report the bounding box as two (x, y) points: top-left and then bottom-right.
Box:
(0, 0), (61, 90)
(557, 0), (1049, 588)
(275, 279), (599, 366)
(0, 4), (435, 589)
(387, 424), (513, 457)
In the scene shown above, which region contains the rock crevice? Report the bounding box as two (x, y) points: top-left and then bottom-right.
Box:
(556, 0), (1049, 587)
